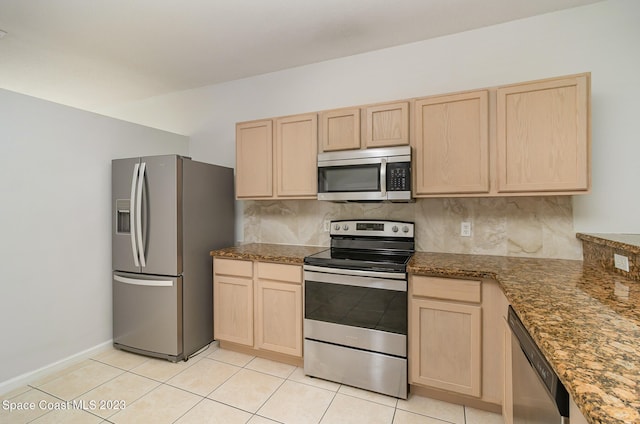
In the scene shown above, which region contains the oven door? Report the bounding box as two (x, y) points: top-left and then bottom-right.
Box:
(317, 159), (386, 201)
(303, 266), (407, 357)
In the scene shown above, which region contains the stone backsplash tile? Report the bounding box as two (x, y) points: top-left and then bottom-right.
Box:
(242, 196), (582, 260)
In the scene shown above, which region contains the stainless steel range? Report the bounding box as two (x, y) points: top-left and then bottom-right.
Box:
(303, 219), (414, 399)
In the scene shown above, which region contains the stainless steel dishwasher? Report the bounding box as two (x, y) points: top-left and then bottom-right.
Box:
(508, 306), (570, 423)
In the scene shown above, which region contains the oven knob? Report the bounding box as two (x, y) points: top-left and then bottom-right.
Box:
(392, 225), (399, 232)
(334, 224), (341, 231)
(402, 226), (410, 233)
(343, 224), (349, 231)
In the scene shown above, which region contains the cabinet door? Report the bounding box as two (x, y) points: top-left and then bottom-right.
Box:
(414, 91), (489, 195)
(274, 113), (318, 198)
(319, 108), (361, 151)
(213, 274), (253, 346)
(410, 298), (481, 397)
(364, 101), (409, 148)
(496, 74), (590, 193)
(255, 279), (302, 357)
(236, 120), (273, 198)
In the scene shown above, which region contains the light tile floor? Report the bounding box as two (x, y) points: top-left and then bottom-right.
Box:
(1, 344), (505, 424)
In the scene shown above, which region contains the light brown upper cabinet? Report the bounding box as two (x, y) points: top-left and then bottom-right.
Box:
(237, 72), (590, 199)
(363, 101), (410, 148)
(236, 113), (317, 200)
(274, 113), (318, 199)
(236, 120), (273, 199)
(319, 107), (361, 151)
(414, 91), (489, 196)
(496, 73), (590, 193)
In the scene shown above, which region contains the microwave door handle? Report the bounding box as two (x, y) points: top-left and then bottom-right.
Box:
(129, 163), (140, 267)
(380, 158), (387, 197)
(136, 162), (147, 267)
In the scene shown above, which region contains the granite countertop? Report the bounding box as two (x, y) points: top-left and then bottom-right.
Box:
(578, 233), (640, 254)
(410, 252), (640, 424)
(211, 242), (640, 423)
(210, 243), (326, 265)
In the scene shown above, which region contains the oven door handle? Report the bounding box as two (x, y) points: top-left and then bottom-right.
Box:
(304, 269), (407, 292)
(303, 265), (406, 280)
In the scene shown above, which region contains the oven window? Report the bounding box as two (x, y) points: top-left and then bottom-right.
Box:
(305, 280), (407, 335)
(318, 164), (380, 193)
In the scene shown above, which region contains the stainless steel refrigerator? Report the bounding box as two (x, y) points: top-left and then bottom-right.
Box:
(112, 155), (234, 362)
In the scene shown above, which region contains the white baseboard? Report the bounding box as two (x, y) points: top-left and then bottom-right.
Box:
(0, 340), (113, 397)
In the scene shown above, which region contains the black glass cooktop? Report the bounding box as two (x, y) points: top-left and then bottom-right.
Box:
(304, 248), (412, 273)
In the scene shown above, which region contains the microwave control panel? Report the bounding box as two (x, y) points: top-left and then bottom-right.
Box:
(387, 162), (411, 191)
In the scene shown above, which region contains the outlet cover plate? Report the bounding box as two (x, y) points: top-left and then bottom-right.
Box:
(461, 222), (472, 237)
(614, 253), (629, 272)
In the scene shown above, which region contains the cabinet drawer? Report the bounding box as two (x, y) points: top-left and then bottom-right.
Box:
(257, 262), (302, 284)
(412, 276), (481, 303)
(214, 258), (253, 278)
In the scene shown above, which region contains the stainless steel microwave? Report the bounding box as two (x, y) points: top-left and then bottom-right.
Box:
(317, 146), (412, 202)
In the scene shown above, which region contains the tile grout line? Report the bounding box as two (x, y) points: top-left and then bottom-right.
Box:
(317, 388), (340, 424)
(250, 380), (289, 423)
(168, 394), (207, 424)
(16, 346), (501, 424)
(24, 385), (109, 424)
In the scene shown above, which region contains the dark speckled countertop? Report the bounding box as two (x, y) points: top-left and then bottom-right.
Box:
(211, 243), (640, 424)
(409, 252), (640, 424)
(210, 243), (326, 264)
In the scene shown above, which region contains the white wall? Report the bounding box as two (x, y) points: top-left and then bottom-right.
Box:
(0, 89), (188, 389)
(109, 0), (640, 235)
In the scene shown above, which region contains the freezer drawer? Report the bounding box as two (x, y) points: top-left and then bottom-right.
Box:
(113, 272), (182, 361)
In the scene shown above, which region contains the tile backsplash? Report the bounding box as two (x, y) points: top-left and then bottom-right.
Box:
(242, 196), (582, 260)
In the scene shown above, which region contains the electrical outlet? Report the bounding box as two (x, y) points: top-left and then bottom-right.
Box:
(323, 220), (331, 232)
(615, 281), (630, 299)
(460, 221), (472, 237)
(614, 253), (629, 272)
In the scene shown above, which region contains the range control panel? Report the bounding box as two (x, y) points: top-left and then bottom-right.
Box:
(330, 220), (414, 238)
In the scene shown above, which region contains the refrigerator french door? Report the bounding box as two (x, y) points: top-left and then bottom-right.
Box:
(112, 155), (234, 361)
(113, 156), (180, 276)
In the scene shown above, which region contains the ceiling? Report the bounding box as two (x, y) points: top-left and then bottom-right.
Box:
(0, 0), (603, 114)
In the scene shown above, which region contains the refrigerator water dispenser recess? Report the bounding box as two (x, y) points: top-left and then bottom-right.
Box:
(116, 199), (130, 234)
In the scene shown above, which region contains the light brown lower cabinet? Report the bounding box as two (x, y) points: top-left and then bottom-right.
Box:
(254, 262), (303, 357)
(213, 258), (254, 346)
(213, 258), (303, 362)
(409, 275), (508, 411)
(410, 279), (482, 397)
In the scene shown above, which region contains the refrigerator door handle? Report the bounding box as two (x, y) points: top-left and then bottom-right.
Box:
(130, 163), (140, 267)
(114, 275), (173, 287)
(136, 162), (147, 267)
